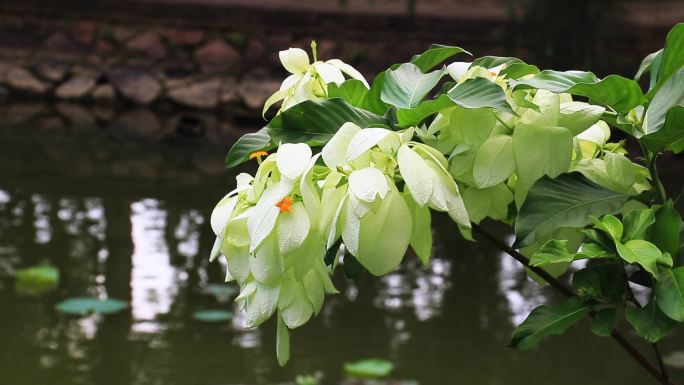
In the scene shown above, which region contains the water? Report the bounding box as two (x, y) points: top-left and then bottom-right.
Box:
(0, 107), (683, 385)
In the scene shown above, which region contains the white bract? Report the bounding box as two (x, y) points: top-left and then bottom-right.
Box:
(263, 46), (370, 115)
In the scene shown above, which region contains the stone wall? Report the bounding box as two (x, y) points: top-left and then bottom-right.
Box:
(0, 0), (681, 113)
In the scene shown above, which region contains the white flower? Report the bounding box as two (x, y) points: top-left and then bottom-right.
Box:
(263, 45), (370, 115)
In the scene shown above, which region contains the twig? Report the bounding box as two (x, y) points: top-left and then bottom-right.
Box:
(472, 223), (675, 385)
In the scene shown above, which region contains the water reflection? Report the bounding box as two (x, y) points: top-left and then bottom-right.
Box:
(0, 122), (683, 385)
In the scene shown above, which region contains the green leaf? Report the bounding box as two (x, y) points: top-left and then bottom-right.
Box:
(616, 240), (662, 279)
(625, 300), (677, 343)
(649, 201), (682, 260)
(655, 23), (684, 90)
(641, 105), (684, 154)
(381, 63), (445, 109)
(622, 208), (655, 241)
(56, 297), (127, 315)
(512, 70), (645, 114)
(225, 128), (274, 168)
(267, 98), (387, 145)
(344, 359), (394, 378)
(558, 102), (605, 136)
(572, 263), (625, 302)
(655, 266), (684, 321)
(14, 264), (59, 295)
(447, 77), (515, 114)
(592, 214), (623, 242)
(509, 297), (590, 351)
(591, 308), (618, 337)
(635, 49), (662, 83)
(473, 135), (515, 188)
(276, 313), (290, 366)
(644, 68), (684, 135)
(364, 72), (392, 115)
(529, 239), (574, 267)
(411, 44), (469, 72)
(395, 77), (514, 126)
(328, 79), (370, 108)
(192, 310), (234, 322)
(515, 173), (628, 247)
(471, 56), (525, 68)
(512, 123), (573, 188)
(356, 188), (412, 275)
(403, 191), (432, 265)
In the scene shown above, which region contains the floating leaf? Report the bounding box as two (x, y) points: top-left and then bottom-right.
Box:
(56, 297), (127, 315)
(192, 310), (234, 322)
(344, 359), (394, 378)
(14, 264), (59, 295)
(203, 283), (238, 300)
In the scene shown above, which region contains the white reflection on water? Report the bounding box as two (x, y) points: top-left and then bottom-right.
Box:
(32, 194), (52, 244)
(497, 235), (548, 325)
(130, 199), (178, 334)
(374, 259), (452, 322)
(0, 188), (9, 204)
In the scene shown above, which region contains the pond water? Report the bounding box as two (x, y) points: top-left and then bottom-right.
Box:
(0, 107), (683, 385)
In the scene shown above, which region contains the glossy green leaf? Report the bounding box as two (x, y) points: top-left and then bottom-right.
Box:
(616, 240), (662, 279)
(461, 184), (513, 224)
(471, 56), (524, 68)
(225, 128), (274, 168)
(592, 214), (623, 242)
(381, 63), (445, 109)
(572, 263), (625, 302)
(591, 308), (618, 337)
(641, 105), (684, 154)
(512, 123), (573, 188)
(635, 49), (663, 85)
(473, 135), (515, 188)
(515, 173), (628, 247)
(411, 44), (469, 72)
(649, 201), (682, 260)
(267, 98), (387, 145)
(509, 297), (590, 351)
(512, 70), (645, 114)
(328, 79), (370, 108)
(622, 208), (655, 241)
(644, 68), (684, 135)
(655, 23), (684, 90)
(192, 310), (234, 322)
(395, 77), (514, 126)
(625, 300), (677, 343)
(344, 359), (394, 378)
(529, 240), (574, 267)
(655, 267), (684, 322)
(56, 297), (127, 315)
(558, 102), (605, 136)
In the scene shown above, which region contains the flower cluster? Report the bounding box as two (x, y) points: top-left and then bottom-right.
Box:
(210, 121), (472, 364)
(263, 45), (369, 115)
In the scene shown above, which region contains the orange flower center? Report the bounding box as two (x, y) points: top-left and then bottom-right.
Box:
(275, 197), (294, 213)
(249, 150), (268, 159)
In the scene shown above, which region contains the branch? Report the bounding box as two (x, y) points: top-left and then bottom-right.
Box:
(472, 224), (675, 385)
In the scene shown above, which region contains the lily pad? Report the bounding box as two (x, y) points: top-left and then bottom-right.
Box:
(344, 359), (394, 378)
(192, 310), (234, 322)
(202, 283), (238, 300)
(664, 351), (684, 369)
(14, 264), (59, 295)
(55, 297), (127, 315)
